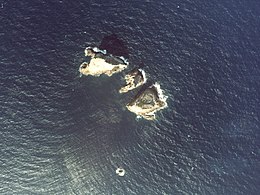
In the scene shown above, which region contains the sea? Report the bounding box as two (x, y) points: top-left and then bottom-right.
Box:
(0, 0), (259, 194)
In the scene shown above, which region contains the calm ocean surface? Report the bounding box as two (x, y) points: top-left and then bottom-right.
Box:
(1, 0), (259, 194)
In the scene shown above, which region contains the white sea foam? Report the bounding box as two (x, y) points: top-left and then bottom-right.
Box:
(118, 56), (129, 65)
(92, 47), (107, 54)
(85, 46), (128, 65)
(153, 82), (168, 107)
(138, 68), (147, 84)
(85, 46), (107, 55)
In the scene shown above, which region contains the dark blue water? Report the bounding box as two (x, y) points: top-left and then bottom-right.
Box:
(1, 0), (259, 194)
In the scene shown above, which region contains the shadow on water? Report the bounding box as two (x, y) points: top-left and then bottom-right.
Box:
(99, 34), (129, 59)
